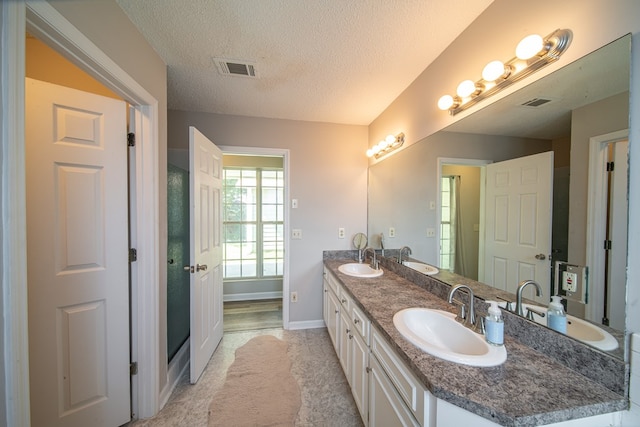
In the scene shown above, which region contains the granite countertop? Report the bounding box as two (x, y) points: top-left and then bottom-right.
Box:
(323, 258), (628, 427)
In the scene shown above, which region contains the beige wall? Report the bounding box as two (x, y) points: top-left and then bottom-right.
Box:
(168, 110), (368, 322)
(26, 36), (120, 100)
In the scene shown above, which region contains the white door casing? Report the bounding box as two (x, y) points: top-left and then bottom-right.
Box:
(189, 126), (224, 383)
(483, 152), (554, 303)
(25, 78), (130, 426)
(586, 130), (629, 329)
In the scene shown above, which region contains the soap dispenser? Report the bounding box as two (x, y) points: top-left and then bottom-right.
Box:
(485, 301), (504, 346)
(547, 296), (567, 334)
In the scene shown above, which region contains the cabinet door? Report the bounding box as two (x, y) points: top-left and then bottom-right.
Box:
(326, 288), (340, 352)
(351, 330), (369, 424)
(339, 308), (352, 378)
(369, 355), (420, 427)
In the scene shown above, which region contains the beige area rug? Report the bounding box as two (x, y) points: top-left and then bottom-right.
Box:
(208, 335), (302, 426)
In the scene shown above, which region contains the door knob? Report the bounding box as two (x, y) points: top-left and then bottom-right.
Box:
(535, 254), (546, 260)
(196, 264), (208, 271)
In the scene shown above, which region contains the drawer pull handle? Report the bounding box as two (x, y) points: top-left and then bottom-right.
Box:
(353, 318), (360, 324)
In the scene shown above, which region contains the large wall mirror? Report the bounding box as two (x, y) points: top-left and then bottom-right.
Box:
(368, 34), (630, 360)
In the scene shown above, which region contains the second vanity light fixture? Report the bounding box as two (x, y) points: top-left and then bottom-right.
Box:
(366, 132), (405, 158)
(438, 28), (572, 115)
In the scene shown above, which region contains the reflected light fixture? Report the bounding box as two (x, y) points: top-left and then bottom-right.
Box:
(438, 28), (572, 115)
(366, 132), (405, 158)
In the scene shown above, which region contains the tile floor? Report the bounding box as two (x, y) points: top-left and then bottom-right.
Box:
(129, 328), (363, 426)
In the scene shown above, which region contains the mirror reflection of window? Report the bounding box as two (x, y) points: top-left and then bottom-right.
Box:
(440, 176), (455, 272)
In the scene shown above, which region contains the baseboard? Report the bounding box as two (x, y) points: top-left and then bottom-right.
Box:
(159, 340), (190, 409)
(223, 291), (283, 302)
(287, 319), (326, 330)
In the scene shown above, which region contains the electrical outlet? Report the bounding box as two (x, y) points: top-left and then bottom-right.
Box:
(291, 292), (298, 303)
(292, 229), (302, 239)
(338, 227), (345, 239)
(389, 227), (396, 238)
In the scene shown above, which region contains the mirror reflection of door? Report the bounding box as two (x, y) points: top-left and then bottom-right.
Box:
(586, 131), (629, 331)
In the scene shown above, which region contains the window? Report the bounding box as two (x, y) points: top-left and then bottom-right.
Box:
(440, 176), (456, 271)
(223, 168), (284, 279)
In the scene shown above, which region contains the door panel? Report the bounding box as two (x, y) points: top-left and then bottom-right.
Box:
(484, 152), (553, 302)
(189, 127), (224, 383)
(26, 78), (130, 427)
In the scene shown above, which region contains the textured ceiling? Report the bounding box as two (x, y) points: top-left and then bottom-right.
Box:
(116, 0), (494, 125)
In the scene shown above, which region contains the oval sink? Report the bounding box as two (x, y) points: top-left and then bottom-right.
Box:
(338, 263), (383, 278)
(500, 302), (618, 351)
(393, 308), (507, 367)
(403, 261), (439, 275)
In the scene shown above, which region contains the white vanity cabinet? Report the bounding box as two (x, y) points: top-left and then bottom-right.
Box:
(323, 270), (340, 350)
(323, 268), (370, 424)
(371, 326), (435, 427)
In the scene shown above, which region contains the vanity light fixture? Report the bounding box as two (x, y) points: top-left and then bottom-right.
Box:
(438, 28), (572, 116)
(366, 132), (405, 158)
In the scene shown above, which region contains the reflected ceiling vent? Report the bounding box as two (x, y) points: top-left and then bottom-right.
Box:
(520, 97), (553, 107)
(213, 57), (258, 78)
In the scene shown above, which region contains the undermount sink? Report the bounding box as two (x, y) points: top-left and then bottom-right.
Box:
(338, 263), (383, 278)
(393, 308), (507, 367)
(402, 261), (439, 275)
(499, 302), (619, 351)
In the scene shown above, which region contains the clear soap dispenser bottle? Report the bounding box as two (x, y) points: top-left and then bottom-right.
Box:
(547, 296), (567, 334)
(485, 301), (504, 346)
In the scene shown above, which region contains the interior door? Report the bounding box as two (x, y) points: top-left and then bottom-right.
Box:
(189, 126), (224, 383)
(25, 78), (130, 426)
(483, 152), (553, 302)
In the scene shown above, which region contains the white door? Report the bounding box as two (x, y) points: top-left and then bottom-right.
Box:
(25, 78), (130, 426)
(189, 126), (224, 383)
(483, 152), (553, 302)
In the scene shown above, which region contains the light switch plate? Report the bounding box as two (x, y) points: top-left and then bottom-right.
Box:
(292, 229), (302, 239)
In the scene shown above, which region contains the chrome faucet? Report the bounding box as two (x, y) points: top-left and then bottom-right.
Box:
(398, 246), (412, 264)
(515, 280), (543, 317)
(447, 284), (483, 334)
(364, 247), (379, 270)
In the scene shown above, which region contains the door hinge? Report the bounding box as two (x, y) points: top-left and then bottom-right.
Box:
(129, 248), (138, 262)
(604, 240), (612, 250)
(130, 362), (138, 376)
(127, 132), (136, 147)
(606, 161), (615, 172)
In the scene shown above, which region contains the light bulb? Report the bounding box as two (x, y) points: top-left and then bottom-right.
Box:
(482, 60), (507, 82)
(456, 80), (477, 98)
(385, 134), (396, 144)
(516, 34), (544, 60)
(366, 148), (374, 157)
(438, 95), (455, 110)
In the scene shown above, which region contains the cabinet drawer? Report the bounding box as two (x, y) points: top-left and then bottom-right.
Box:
(371, 326), (432, 426)
(352, 304), (370, 345)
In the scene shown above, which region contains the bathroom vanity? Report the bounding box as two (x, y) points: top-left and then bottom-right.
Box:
(323, 253), (628, 427)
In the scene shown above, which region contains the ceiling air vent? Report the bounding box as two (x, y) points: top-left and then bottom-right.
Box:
(213, 58), (258, 78)
(520, 98), (553, 107)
